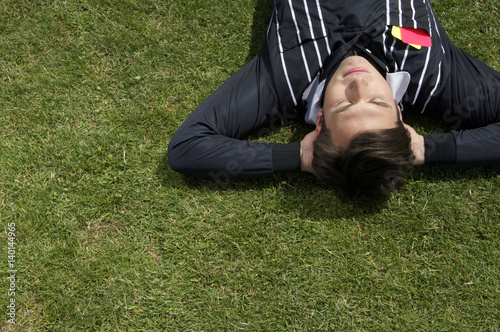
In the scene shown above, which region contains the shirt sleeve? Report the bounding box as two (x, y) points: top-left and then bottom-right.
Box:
(424, 123), (500, 165)
(424, 132), (456, 164)
(168, 49), (301, 179)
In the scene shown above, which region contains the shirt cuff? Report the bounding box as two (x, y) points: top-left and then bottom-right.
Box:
(272, 143), (301, 173)
(424, 133), (457, 164)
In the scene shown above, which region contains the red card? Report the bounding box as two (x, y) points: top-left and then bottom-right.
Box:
(400, 27), (432, 47)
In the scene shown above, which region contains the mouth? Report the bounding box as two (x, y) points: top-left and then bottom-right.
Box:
(344, 67), (368, 77)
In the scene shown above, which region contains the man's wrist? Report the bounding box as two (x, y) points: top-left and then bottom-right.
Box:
(300, 140), (311, 172)
(300, 131), (318, 174)
(413, 134), (425, 164)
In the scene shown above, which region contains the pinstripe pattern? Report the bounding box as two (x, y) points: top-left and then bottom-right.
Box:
(314, 0), (331, 55)
(274, 0), (331, 106)
(303, 0), (323, 67)
(273, 0), (445, 114)
(275, 6), (297, 106)
(385, 0), (443, 112)
(287, 0), (313, 82)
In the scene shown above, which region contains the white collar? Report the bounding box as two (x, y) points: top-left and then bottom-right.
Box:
(303, 71), (411, 125)
(386, 71), (411, 105)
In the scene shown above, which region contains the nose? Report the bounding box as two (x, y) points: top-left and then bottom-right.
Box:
(346, 75), (368, 102)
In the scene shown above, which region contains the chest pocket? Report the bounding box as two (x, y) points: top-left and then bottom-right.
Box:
(274, 1), (328, 53)
(387, 0), (432, 33)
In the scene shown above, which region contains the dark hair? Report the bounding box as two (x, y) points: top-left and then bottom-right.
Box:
(312, 119), (414, 199)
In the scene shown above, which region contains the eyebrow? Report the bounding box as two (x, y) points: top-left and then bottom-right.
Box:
(332, 100), (393, 113)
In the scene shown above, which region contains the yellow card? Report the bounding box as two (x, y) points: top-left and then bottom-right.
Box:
(391, 26), (402, 40)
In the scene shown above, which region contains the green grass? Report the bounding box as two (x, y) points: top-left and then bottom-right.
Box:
(1, 0), (499, 330)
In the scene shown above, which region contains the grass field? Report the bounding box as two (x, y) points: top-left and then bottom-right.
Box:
(1, 0), (499, 330)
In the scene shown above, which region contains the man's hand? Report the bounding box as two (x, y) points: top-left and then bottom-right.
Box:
(404, 124), (425, 165)
(300, 130), (319, 174)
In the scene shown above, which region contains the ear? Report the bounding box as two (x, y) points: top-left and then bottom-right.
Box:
(397, 104), (403, 123)
(315, 108), (324, 134)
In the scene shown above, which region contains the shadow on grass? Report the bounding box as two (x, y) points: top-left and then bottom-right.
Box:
(158, 150), (499, 221)
(411, 164), (500, 183)
(157, 150), (394, 220)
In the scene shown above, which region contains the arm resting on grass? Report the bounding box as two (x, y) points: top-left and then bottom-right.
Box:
(168, 50), (301, 179)
(424, 123), (500, 165)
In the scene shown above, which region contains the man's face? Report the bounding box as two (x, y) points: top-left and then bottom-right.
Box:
(317, 56), (401, 149)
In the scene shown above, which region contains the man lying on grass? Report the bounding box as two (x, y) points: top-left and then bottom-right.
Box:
(168, 0), (500, 199)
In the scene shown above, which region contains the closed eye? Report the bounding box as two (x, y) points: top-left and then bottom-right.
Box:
(370, 100), (393, 109)
(332, 99), (392, 113)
